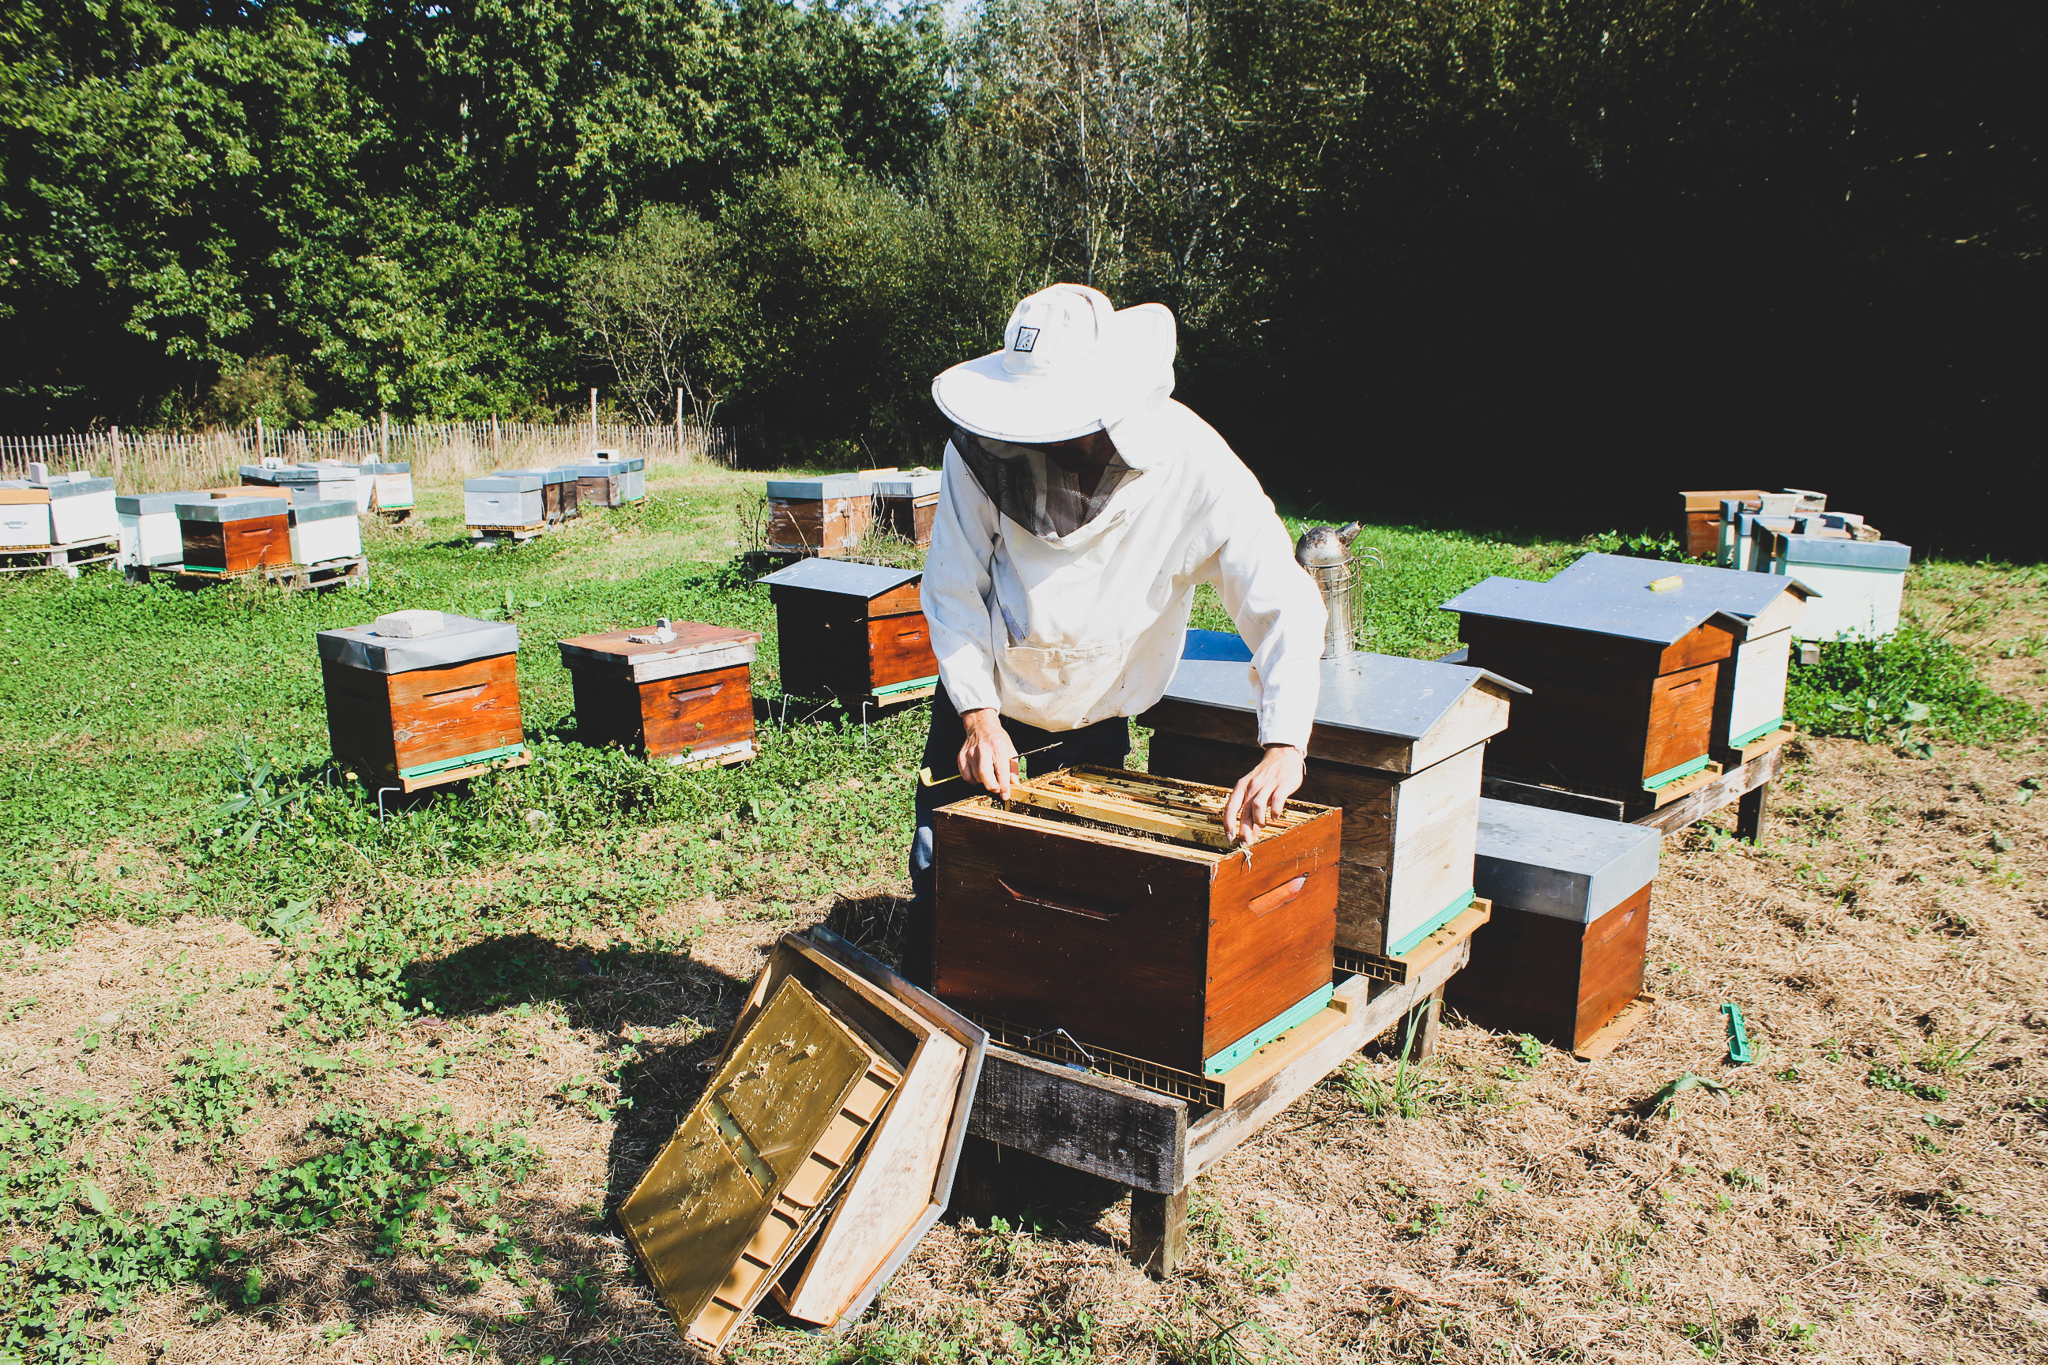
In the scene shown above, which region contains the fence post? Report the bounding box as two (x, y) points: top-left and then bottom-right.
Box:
(379, 410), (390, 463)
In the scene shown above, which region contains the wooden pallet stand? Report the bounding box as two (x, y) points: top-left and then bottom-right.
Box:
(963, 911), (1480, 1275)
(558, 621), (762, 767)
(135, 554), (368, 592)
(934, 767), (1342, 1086)
(1483, 739), (1786, 843)
(1145, 642), (1526, 958)
(0, 534), (120, 578)
(317, 611), (527, 792)
(758, 558), (940, 709)
(468, 522), (546, 542)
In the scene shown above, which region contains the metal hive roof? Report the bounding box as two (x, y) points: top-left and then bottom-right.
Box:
(1161, 649), (1527, 742)
(1548, 552), (1818, 616)
(756, 558), (922, 598)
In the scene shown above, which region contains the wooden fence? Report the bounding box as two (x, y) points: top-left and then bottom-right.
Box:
(0, 420), (748, 493)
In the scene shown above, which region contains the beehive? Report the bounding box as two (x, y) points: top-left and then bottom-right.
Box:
(1766, 534), (1909, 642)
(366, 461), (415, 511)
(763, 473), (873, 556)
(547, 466), (584, 518)
(1678, 489), (1764, 559)
(494, 467), (576, 522)
(317, 611), (526, 790)
(46, 475), (118, 543)
(758, 559), (939, 707)
(176, 495), (290, 572)
(573, 458), (628, 510)
(1445, 798), (1661, 1053)
(619, 976), (902, 1351)
(464, 474), (544, 529)
(117, 492), (204, 566)
(871, 469), (941, 545)
(933, 767), (1341, 1082)
(558, 621), (762, 766)
(287, 498), (363, 565)
(0, 483), (51, 547)
(1546, 553), (1811, 758)
(1443, 573), (1744, 802)
(619, 455), (647, 502)
(271, 464), (358, 507)
(1145, 647), (1524, 957)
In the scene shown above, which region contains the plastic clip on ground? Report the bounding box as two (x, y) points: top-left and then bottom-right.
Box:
(1721, 1002), (1753, 1065)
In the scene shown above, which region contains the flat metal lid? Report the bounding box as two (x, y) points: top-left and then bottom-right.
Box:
(1161, 650), (1528, 740)
(1773, 535), (1911, 570)
(623, 456), (645, 471)
(289, 498), (358, 524)
(1548, 552), (1819, 613)
(496, 467), (571, 484)
(177, 495), (288, 522)
(317, 613), (519, 673)
(47, 477), (114, 499)
(118, 491), (207, 515)
(465, 475), (543, 492)
(1473, 796), (1661, 921)
(765, 474), (864, 500)
(558, 622), (761, 666)
(1441, 573), (1750, 646)
(872, 471), (941, 497)
(274, 466), (353, 483)
(572, 462), (621, 477)
(365, 462), (411, 474)
(756, 558), (921, 599)
(236, 466), (281, 484)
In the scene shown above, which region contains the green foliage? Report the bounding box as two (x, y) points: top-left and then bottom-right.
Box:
(0, 1095), (103, 1230)
(148, 1044), (268, 1147)
(0, 1107), (536, 1363)
(1583, 530), (1701, 565)
(1786, 626), (2037, 747)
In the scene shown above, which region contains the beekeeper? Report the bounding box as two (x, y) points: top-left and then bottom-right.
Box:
(903, 283), (1327, 985)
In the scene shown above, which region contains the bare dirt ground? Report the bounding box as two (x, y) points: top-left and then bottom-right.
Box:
(3, 565), (2043, 1364)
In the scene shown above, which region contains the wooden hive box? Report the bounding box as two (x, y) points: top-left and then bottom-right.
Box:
(1766, 533), (1909, 642)
(366, 461), (414, 511)
(1445, 798), (1660, 1055)
(286, 497), (363, 565)
(494, 467), (576, 522)
(1679, 489), (1764, 560)
(46, 475), (118, 543)
(546, 466), (583, 518)
(0, 483), (53, 548)
(1548, 554), (1812, 761)
(933, 766), (1342, 1084)
(764, 473), (875, 556)
(758, 559), (939, 707)
(1144, 640), (1526, 959)
(117, 491), (205, 566)
(1442, 572), (1746, 803)
(870, 469), (940, 546)
(316, 611), (526, 790)
(573, 458), (628, 509)
(464, 473), (544, 529)
(558, 621), (762, 766)
(177, 494), (290, 572)
(620, 974), (903, 1351)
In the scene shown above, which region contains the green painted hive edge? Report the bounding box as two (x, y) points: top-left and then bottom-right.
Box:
(873, 674), (940, 699)
(1643, 754), (1711, 792)
(1728, 716), (1786, 749)
(399, 742), (527, 779)
(1389, 886), (1478, 958)
(1204, 982), (1336, 1077)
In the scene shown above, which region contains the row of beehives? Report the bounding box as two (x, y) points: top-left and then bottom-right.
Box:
(763, 467), (941, 555)
(316, 560), (939, 793)
(1681, 485), (1910, 641)
(463, 452), (646, 531)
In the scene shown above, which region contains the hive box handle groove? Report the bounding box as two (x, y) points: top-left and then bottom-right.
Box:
(1249, 875), (1308, 917)
(426, 682), (487, 703)
(996, 876), (1121, 921)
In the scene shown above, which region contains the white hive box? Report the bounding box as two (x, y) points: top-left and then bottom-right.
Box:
(46, 475), (117, 542)
(620, 455), (646, 502)
(288, 498), (363, 564)
(272, 464), (358, 507)
(0, 482), (52, 547)
(1546, 553), (1813, 756)
(464, 474), (544, 528)
(117, 491), (206, 566)
(1767, 535), (1910, 642)
(365, 461), (414, 511)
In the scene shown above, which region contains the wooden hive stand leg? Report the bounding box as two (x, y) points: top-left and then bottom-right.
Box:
(1737, 781), (1770, 845)
(1130, 1187), (1188, 1279)
(1410, 985), (1446, 1061)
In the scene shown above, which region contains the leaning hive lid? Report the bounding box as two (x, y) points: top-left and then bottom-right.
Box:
(236, 465), (282, 484)
(317, 612), (519, 673)
(572, 461), (623, 477)
(1472, 797), (1661, 923)
(1161, 650), (1528, 742)
(1442, 574), (1751, 646)
(176, 495), (287, 522)
(756, 558), (921, 600)
(1548, 553), (1819, 615)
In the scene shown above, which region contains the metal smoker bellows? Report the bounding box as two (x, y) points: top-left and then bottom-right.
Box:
(1295, 521), (1368, 659)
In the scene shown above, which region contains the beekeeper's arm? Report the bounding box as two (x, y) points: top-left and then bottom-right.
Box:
(1202, 470), (1328, 841)
(922, 441), (1020, 797)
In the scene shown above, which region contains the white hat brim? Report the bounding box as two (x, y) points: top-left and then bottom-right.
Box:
(931, 304), (1175, 443)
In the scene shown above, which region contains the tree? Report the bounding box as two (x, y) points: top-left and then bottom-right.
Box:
(570, 206), (737, 426)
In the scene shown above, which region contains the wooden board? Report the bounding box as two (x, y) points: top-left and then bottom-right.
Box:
(1443, 885), (1650, 1051)
(1643, 660), (1721, 781)
(880, 494), (938, 546)
(1717, 722), (1794, 768)
(932, 768), (1340, 1075)
(767, 495), (873, 555)
(1572, 994), (1656, 1061)
(322, 653), (524, 786)
(1144, 680), (1512, 778)
(180, 515), (291, 572)
(1633, 743), (1782, 836)
(569, 662), (756, 762)
(1647, 760), (1722, 809)
(864, 612), (940, 692)
(776, 597), (940, 704)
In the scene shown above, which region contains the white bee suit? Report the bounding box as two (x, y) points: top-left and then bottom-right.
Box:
(922, 396), (1327, 748)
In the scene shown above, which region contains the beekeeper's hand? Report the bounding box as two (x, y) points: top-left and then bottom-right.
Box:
(958, 708), (1019, 800)
(1226, 744), (1304, 843)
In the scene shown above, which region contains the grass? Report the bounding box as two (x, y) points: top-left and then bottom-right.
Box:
(0, 457), (2042, 1363)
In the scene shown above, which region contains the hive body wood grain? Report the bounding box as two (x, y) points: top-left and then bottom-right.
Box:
(322, 653), (523, 785)
(1445, 883), (1650, 1051)
(771, 577), (938, 702)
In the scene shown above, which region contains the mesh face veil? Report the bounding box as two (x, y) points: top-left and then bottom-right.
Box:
(949, 426), (1136, 540)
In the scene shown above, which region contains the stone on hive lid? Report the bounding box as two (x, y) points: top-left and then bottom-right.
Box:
(375, 610), (446, 638)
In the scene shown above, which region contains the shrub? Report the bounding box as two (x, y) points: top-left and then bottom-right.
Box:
(1786, 626), (2036, 746)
